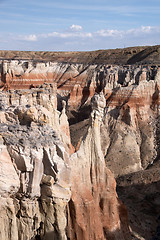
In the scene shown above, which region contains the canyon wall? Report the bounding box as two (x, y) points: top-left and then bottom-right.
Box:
(0, 85), (72, 240)
(101, 70), (160, 177)
(1, 60), (159, 176)
(67, 93), (130, 240)
(1, 49), (160, 239)
(0, 83), (131, 239)
(0, 59), (159, 107)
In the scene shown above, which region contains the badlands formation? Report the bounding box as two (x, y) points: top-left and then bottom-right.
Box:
(0, 45), (160, 239)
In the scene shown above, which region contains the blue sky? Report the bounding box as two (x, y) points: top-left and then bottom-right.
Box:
(0, 0), (160, 51)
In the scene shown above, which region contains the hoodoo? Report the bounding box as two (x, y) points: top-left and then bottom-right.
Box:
(67, 92), (131, 240)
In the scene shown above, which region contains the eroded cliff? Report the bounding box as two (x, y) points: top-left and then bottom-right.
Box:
(0, 83), (131, 239)
(67, 93), (130, 240)
(1, 46), (160, 240)
(0, 85), (72, 240)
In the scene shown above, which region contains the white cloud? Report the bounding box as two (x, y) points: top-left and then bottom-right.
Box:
(42, 29), (92, 39)
(127, 26), (149, 34)
(141, 26), (152, 33)
(1, 33), (38, 43)
(96, 29), (122, 37)
(23, 34), (37, 41)
(70, 24), (83, 31)
(1, 25), (160, 51)
(96, 26), (160, 39)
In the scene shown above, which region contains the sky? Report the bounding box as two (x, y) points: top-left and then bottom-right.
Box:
(0, 0), (160, 51)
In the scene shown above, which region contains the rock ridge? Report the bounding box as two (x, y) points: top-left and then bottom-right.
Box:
(1, 45), (160, 65)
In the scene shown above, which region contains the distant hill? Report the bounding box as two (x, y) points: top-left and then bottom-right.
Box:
(0, 45), (160, 65)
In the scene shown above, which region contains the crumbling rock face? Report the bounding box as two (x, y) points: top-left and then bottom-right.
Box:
(65, 64), (160, 239)
(0, 84), (131, 240)
(62, 63), (160, 177)
(67, 93), (131, 240)
(66, 65), (160, 177)
(0, 84), (74, 154)
(0, 126), (70, 240)
(99, 69), (160, 177)
(0, 85), (72, 240)
(2, 54), (160, 239)
(0, 60), (159, 111)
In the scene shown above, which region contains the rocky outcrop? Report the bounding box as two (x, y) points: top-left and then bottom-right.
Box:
(0, 83), (74, 154)
(67, 93), (131, 240)
(0, 126), (70, 240)
(63, 64), (160, 177)
(0, 85), (72, 240)
(0, 60), (159, 111)
(0, 83), (131, 239)
(99, 69), (160, 177)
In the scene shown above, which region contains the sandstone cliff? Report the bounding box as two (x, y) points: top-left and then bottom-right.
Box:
(0, 83), (131, 239)
(67, 93), (130, 240)
(101, 69), (160, 177)
(0, 85), (72, 240)
(1, 46), (160, 239)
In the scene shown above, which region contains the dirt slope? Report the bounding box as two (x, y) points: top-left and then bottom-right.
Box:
(1, 45), (160, 65)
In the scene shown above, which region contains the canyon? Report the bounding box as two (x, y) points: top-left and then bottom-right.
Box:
(0, 45), (160, 240)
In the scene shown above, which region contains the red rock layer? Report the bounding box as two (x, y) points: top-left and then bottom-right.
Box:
(4, 73), (53, 89)
(1, 61), (159, 112)
(106, 83), (159, 107)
